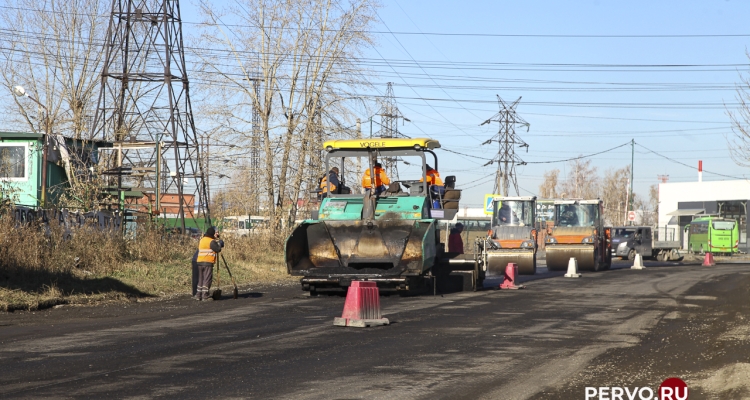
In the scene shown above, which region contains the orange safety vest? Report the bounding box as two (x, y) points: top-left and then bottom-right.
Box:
(422, 169), (443, 186)
(362, 167), (390, 188)
(197, 236), (217, 263)
(320, 175), (337, 193)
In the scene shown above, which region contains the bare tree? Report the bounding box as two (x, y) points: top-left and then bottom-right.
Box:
(0, 0), (108, 139)
(728, 50), (750, 168)
(194, 0), (379, 227)
(559, 158), (599, 199)
(538, 169), (560, 199)
(600, 166), (629, 225)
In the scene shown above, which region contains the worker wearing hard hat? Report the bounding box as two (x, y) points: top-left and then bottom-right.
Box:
(362, 162), (390, 195)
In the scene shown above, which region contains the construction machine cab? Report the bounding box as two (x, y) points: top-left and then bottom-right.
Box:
(319, 138), (459, 216)
(553, 200), (602, 229)
(493, 197), (535, 227)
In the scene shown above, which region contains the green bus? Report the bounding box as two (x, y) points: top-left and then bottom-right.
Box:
(687, 216), (739, 254)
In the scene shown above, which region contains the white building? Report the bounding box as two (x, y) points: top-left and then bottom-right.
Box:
(658, 179), (749, 251)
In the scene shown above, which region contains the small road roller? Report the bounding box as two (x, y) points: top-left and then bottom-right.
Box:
(475, 196), (538, 276)
(545, 199), (612, 272)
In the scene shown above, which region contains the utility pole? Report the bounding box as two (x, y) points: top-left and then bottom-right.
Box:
(90, 0), (209, 232)
(629, 139), (635, 213)
(480, 96), (530, 196)
(375, 83), (410, 178)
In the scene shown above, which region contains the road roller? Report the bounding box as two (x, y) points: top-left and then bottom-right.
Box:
(545, 199), (612, 272)
(475, 196), (538, 276)
(285, 137), (482, 294)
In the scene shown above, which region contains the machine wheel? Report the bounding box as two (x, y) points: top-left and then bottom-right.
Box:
(627, 249), (635, 261)
(308, 286), (319, 297)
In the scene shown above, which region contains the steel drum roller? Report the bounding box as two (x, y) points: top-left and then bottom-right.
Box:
(545, 244), (595, 271)
(485, 250), (536, 275)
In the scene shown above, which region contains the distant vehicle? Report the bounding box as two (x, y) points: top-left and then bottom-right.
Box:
(221, 215), (269, 236)
(687, 216), (739, 254)
(611, 226), (682, 261)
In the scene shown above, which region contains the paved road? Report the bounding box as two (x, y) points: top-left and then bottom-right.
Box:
(1, 260), (748, 399)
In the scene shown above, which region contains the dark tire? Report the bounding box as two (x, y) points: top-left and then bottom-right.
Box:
(308, 286), (319, 297)
(627, 249), (635, 261)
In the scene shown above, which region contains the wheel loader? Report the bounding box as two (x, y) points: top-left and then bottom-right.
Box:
(475, 196), (538, 276)
(285, 138), (481, 294)
(545, 199), (612, 272)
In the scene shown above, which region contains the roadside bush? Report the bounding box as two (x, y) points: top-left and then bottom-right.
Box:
(0, 209), (195, 276)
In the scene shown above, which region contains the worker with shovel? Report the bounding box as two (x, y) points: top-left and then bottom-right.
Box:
(195, 227), (223, 301)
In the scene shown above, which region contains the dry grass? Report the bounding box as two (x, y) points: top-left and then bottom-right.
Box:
(0, 211), (295, 312)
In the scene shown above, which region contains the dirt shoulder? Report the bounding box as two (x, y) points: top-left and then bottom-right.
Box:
(530, 270), (750, 400)
(1, 255), (298, 313)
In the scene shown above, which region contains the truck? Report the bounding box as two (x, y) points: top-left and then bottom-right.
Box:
(284, 137), (482, 294)
(545, 199), (612, 272)
(475, 196), (538, 276)
(611, 226), (683, 261)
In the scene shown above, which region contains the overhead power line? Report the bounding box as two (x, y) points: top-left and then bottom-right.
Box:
(5, 5), (750, 39)
(635, 143), (745, 180)
(524, 142), (631, 164)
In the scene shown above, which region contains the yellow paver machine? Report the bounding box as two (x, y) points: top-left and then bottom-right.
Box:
(284, 138), (482, 294)
(545, 199), (612, 272)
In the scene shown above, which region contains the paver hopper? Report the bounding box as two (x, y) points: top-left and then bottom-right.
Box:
(285, 138), (472, 293)
(545, 199), (611, 272)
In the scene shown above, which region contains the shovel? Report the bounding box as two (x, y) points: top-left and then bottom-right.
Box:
(221, 254), (240, 299)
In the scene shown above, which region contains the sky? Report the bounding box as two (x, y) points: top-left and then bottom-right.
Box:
(248, 0), (750, 207)
(4, 0), (750, 209)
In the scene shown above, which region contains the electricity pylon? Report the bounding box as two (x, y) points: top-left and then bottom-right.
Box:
(480, 96), (530, 196)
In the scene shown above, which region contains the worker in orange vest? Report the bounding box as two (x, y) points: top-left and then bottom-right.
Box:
(195, 226), (223, 301)
(319, 167), (340, 199)
(361, 162), (390, 195)
(421, 164), (445, 208)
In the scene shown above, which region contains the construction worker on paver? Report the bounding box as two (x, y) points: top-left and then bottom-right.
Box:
(420, 164), (444, 207)
(319, 166), (340, 199)
(195, 227), (223, 301)
(362, 162), (390, 195)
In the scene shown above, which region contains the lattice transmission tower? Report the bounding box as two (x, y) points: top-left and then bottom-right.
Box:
(89, 0), (209, 231)
(480, 96), (530, 196)
(376, 82), (409, 178)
